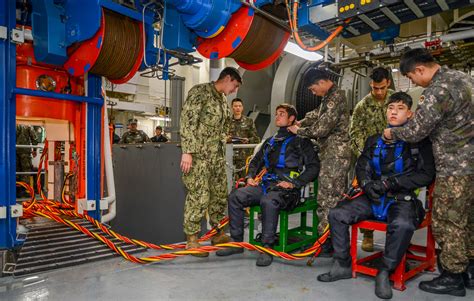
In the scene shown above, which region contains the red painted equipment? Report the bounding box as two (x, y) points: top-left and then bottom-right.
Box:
(16, 42), (89, 202)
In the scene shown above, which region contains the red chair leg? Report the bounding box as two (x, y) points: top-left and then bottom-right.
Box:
(426, 224), (436, 272)
(392, 254), (407, 291)
(351, 225), (359, 278)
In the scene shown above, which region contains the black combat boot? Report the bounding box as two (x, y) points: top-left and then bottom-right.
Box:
(375, 269), (393, 299)
(256, 244), (273, 267)
(463, 259), (474, 289)
(319, 237), (334, 258)
(419, 270), (466, 297)
(317, 258), (352, 282)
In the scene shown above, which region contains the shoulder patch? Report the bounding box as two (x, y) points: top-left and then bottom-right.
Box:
(419, 95), (425, 104)
(327, 101), (335, 109)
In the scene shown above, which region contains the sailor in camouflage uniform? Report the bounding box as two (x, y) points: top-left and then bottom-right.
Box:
(228, 98), (260, 180)
(384, 48), (473, 296)
(350, 67), (394, 157)
(288, 69), (351, 256)
(119, 119), (150, 144)
(180, 67), (242, 257)
(350, 67), (394, 252)
(16, 124), (38, 185)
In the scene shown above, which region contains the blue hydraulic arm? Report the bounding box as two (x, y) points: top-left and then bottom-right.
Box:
(0, 0), (19, 249)
(167, 0), (241, 38)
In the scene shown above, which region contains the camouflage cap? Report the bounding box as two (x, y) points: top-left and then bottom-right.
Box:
(128, 118), (138, 125)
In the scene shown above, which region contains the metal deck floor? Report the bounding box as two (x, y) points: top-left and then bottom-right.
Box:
(0, 218), (471, 300)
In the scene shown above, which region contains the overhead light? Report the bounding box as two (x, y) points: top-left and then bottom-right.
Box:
(284, 41), (323, 61)
(392, 68), (399, 72)
(149, 116), (171, 121)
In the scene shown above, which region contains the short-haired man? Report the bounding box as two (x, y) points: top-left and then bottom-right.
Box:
(119, 119), (150, 144)
(318, 92), (435, 299)
(228, 98), (260, 180)
(151, 126), (168, 143)
(350, 67), (394, 252)
(384, 48), (473, 296)
(180, 67), (242, 256)
(288, 69), (351, 256)
(217, 104), (320, 266)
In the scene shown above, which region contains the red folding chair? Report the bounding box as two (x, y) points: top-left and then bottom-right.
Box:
(350, 184), (436, 290)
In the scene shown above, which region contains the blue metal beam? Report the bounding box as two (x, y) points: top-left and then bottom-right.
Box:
(0, 0), (18, 249)
(12, 87), (103, 105)
(86, 75), (103, 221)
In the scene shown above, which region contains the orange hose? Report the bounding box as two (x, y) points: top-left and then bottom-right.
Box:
(287, 0), (351, 52)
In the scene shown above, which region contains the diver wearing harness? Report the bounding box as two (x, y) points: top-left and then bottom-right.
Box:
(317, 92), (436, 299)
(216, 104), (320, 266)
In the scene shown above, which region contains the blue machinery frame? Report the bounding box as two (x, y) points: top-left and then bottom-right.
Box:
(0, 0), (18, 250)
(0, 0), (104, 250)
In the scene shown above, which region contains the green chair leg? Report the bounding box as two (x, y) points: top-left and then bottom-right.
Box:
(279, 211), (289, 252)
(249, 207), (256, 245)
(247, 179), (320, 253)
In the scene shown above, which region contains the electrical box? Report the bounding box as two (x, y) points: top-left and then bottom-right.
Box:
(338, 0), (383, 19)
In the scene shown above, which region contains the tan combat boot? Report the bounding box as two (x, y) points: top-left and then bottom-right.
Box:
(361, 231), (374, 252)
(186, 234), (209, 257)
(211, 230), (231, 246)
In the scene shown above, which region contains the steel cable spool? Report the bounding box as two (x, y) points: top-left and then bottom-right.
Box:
(229, 14), (288, 69)
(197, 5), (290, 71)
(64, 9), (144, 84)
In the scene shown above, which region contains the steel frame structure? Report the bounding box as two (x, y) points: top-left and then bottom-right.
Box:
(0, 0), (103, 250)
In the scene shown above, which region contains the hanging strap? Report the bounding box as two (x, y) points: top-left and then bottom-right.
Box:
(261, 135), (296, 194)
(393, 141), (404, 174)
(263, 135), (295, 169)
(277, 136), (295, 168)
(372, 137), (405, 178)
(371, 137), (405, 221)
(263, 137), (275, 169)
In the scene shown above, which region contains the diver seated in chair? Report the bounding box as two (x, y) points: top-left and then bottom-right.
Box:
(217, 104), (320, 266)
(317, 92), (435, 299)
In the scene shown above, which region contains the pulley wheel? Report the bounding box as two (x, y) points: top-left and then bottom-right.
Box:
(64, 9), (144, 84)
(197, 4), (289, 71)
(231, 14), (289, 71)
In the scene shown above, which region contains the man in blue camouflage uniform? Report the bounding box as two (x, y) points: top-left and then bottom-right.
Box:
(384, 48), (473, 296)
(350, 67), (394, 252)
(288, 68), (351, 257)
(180, 67), (242, 257)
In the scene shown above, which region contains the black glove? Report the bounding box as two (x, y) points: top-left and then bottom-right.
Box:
(383, 177), (399, 191)
(363, 180), (388, 203)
